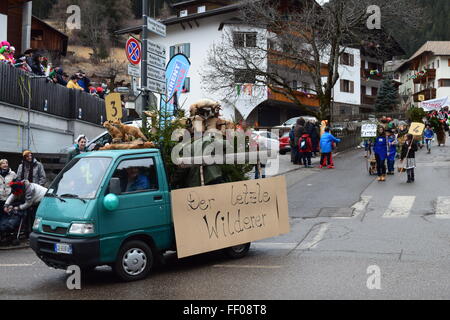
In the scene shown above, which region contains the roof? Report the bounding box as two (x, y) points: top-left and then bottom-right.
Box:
(115, 3), (240, 35)
(32, 16), (68, 40)
(409, 41), (450, 61)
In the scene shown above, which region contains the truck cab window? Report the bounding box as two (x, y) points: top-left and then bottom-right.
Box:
(112, 158), (158, 194)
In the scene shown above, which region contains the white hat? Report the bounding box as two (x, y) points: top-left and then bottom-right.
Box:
(75, 134), (88, 144)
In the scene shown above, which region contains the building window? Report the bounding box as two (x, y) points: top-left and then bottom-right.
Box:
(371, 87), (378, 96)
(448, 59), (450, 67)
(340, 80), (354, 93)
(233, 32), (257, 48)
(182, 77), (190, 93)
(292, 80), (298, 90)
(234, 69), (256, 84)
(340, 53), (354, 66)
(439, 79), (450, 87)
(31, 30), (44, 41)
(170, 43), (190, 58)
(179, 9), (188, 17)
(197, 5), (206, 13)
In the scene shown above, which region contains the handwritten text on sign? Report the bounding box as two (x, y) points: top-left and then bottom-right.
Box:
(171, 176), (290, 258)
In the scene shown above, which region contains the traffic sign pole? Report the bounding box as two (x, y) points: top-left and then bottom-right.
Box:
(141, 0), (149, 115)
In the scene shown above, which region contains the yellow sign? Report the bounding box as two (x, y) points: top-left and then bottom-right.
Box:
(171, 176), (290, 258)
(105, 93), (123, 121)
(418, 95), (425, 102)
(408, 122), (425, 136)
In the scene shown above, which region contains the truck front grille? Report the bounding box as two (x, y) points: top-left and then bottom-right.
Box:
(42, 225), (68, 235)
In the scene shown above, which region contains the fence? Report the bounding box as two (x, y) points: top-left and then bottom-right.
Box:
(332, 112), (406, 123)
(0, 63), (107, 125)
(336, 127), (362, 152)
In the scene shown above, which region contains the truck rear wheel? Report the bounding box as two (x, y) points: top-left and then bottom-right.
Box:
(223, 243), (251, 259)
(113, 240), (154, 282)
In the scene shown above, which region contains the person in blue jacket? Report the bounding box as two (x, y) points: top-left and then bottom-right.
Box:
(319, 127), (341, 169)
(386, 129), (397, 175)
(424, 125), (434, 154)
(373, 126), (388, 181)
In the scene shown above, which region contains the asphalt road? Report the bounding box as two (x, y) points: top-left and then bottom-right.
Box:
(1, 142), (450, 300)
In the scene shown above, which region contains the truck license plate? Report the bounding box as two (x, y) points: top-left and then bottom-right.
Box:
(54, 243), (72, 255)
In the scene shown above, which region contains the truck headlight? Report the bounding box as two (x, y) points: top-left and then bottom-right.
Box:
(69, 223), (95, 235)
(33, 217), (42, 230)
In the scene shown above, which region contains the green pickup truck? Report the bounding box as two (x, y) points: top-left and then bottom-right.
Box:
(30, 149), (251, 281)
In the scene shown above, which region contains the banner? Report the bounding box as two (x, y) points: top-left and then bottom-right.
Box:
(420, 96), (450, 112)
(171, 176), (290, 258)
(160, 53), (191, 118)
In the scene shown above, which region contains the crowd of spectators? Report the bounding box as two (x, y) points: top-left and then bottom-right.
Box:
(0, 40), (109, 99)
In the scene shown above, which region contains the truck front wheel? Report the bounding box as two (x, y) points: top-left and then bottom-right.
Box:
(113, 240), (154, 282)
(223, 243), (251, 259)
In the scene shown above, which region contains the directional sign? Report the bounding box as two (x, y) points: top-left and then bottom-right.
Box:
(147, 78), (166, 94)
(126, 38), (141, 65)
(146, 16), (166, 37)
(147, 52), (166, 70)
(147, 65), (166, 82)
(147, 39), (166, 57)
(127, 64), (141, 78)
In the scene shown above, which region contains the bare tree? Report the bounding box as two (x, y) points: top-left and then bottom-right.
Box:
(202, 0), (424, 121)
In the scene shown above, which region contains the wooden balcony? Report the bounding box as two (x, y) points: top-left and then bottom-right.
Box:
(361, 69), (382, 81)
(361, 94), (377, 105)
(413, 69), (436, 84)
(413, 88), (436, 102)
(268, 89), (320, 107)
(268, 50), (329, 76)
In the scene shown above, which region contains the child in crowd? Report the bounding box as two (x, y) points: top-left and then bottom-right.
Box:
(298, 133), (313, 168)
(424, 125), (434, 154)
(319, 128), (341, 169)
(400, 134), (418, 183)
(386, 129), (397, 175)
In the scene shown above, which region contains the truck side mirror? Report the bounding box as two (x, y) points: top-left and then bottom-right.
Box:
(109, 177), (121, 195)
(104, 194), (119, 211)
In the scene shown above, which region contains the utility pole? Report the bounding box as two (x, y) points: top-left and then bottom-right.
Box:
(141, 0), (149, 111)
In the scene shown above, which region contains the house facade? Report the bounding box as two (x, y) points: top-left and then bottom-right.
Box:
(396, 41), (450, 109)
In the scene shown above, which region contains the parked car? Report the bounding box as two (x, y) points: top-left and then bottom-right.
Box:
(272, 116), (319, 137)
(251, 130), (280, 155)
(279, 132), (291, 155)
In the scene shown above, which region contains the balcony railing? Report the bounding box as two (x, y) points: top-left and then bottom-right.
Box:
(413, 88), (436, 102)
(268, 88), (320, 107)
(268, 50), (329, 77)
(361, 94), (377, 105)
(0, 63), (106, 125)
(412, 69), (436, 84)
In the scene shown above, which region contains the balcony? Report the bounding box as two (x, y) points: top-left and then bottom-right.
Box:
(361, 94), (377, 105)
(413, 88), (436, 102)
(412, 69), (436, 84)
(268, 50), (329, 77)
(361, 69), (382, 81)
(268, 88), (320, 108)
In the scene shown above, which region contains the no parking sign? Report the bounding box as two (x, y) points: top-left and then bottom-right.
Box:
(126, 37), (141, 65)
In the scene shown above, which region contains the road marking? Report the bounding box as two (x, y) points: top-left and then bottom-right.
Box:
(383, 196), (415, 218)
(435, 196), (450, 219)
(252, 242), (297, 250)
(0, 262), (36, 267)
(298, 223), (329, 250)
(350, 196), (372, 218)
(213, 264), (282, 269)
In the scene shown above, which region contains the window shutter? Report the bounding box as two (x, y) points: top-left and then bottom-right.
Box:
(184, 43), (191, 58)
(448, 59), (450, 67)
(340, 80), (344, 92)
(350, 81), (354, 93)
(350, 54), (354, 67)
(170, 46), (175, 58)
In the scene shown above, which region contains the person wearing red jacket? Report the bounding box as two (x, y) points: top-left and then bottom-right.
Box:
(298, 133), (313, 168)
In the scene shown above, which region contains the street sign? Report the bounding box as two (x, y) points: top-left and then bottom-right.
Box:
(126, 37), (141, 65)
(105, 93), (123, 121)
(361, 123), (377, 138)
(147, 39), (166, 57)
(147, 65), (166, 82)
(146, 16), (166, 37)
(127, 64), (141, 78)
(147, 78), (166, 94)
(147, 52), (166, 70)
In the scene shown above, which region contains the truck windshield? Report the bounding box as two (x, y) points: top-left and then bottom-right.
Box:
(47, 157), (112, 200)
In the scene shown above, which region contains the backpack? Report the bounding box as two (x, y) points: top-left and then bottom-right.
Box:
(299, 137), (308, 150)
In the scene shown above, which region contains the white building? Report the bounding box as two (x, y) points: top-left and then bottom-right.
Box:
(396, 41), (450, 108)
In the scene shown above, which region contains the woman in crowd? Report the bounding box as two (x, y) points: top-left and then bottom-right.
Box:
(68, 135), (89, 162)
(16, 151), (46, 187)
(400, 134), (419, 183)
(0, 159), (16, 209)
(30, 53), (45, 75)
(67, 74), (84, 90)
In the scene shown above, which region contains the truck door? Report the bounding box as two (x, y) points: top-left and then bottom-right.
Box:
(100, 156), (170, 242)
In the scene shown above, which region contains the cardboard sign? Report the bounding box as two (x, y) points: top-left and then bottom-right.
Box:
(105, 93), (123, 121)
(171, 176), (290, 258)
(409, 122), (425, 136)
(361, 124), (377, 138)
